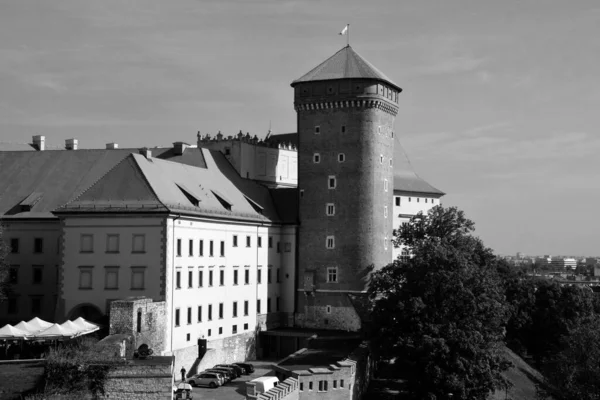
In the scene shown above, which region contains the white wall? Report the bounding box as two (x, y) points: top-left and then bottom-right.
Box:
(164, 216), (296, 354)
(392, 193), (442, 262)
(59, 216), (165, 321)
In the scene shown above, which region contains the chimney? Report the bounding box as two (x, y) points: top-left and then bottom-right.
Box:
(139, 148), (152, 159)
(173, 142), (189, 156)
(32, 135), (45, 151)
(106, 143), (119, 149)
(65, 138), (78, 150)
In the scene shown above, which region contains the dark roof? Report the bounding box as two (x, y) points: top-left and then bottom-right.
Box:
(393, 135), (445, 196)
(291, 45), (401, 91)
(0, 147), (205, 219)
(59, 150), (284, 223)
(269, 187), (298, 224)
(0, 143), (36, 151)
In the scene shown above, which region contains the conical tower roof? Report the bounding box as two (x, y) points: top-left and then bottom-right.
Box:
(291, 45), (401, 91)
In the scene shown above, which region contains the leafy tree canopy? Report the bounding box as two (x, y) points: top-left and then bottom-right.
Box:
(369, 206), (510, 400)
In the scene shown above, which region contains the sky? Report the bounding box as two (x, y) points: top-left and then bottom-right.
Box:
(0, 0), (599, 256)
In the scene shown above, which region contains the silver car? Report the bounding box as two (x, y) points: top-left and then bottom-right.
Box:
(187, 373), (221, 388)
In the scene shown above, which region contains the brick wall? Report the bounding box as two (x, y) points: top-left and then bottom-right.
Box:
(295, 293), (361, 331)
(103, 359), (174, 400)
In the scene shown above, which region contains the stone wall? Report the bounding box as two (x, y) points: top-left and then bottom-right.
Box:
(109, 297), (167, 355)
(171, 330), (257, 379)
(295, 293), (361, 331)
(103, 357), (174, 400)
(251, 377), (300, 400)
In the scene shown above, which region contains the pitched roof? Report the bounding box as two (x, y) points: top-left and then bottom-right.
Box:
(291, 45), (401, 91)
(268, 132), (298, 147)
(60, 150), (284, 223)
(0, 147), (206, 219)
(0, 142), (35, 151)
(393, 135), (444, 196)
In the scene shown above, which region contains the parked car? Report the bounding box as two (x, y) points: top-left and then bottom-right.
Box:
(233, 362), (255, 374)
(215, 363), (243, 377)
(187, 373), (221, 388)
(202, 369), (229, 384)
(208, 367), (236, 381)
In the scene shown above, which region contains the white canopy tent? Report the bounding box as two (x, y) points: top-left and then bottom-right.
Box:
(0, 324), (30, 340)
(1, 317), (100, 340)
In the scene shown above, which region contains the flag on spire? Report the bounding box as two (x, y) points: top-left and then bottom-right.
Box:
(339, 24), (349, 35)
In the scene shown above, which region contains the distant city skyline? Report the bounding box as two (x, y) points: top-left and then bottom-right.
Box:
(1, 0), (598, 256)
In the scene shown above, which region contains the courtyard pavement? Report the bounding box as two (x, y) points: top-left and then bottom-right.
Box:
(176, 360), (276, 400)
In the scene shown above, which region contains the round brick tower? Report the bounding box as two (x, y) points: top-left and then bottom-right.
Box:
(292, 45), (401, 331)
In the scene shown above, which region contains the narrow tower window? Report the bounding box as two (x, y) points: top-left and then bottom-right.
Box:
(326, 236), (335, 249)
(384, 206), (388, 218)
(328, 176), (336, 189)
(315, 126), (320, 134)
(384, 179), (388, 192)
(389, 159), (393, 167)
(313, 153), (320, 163)
(380, 155), (384, 164)
(384, 236), (388, 250)
(326, 203), (335, 216)
(341, 125), (346, 133)
(338, 153), (345, 163)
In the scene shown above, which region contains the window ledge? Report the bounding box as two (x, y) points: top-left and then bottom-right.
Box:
(130, 287), (146, 291)
(104, 287), (119, 291)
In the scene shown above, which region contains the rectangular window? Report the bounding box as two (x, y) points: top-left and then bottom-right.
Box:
(31, 297), (41, 314)
(384, 179), (388, 192)
(257, 299), (261, 314)
(132, 234), (145, 253)
(219, 269), (225, 286)
(395, 197), (400, 206)
(209, 241), (214, 256)
(208, 304), (213, 320)
(309, 382), (313, 391)
(300, 382), (304, 391)
(284, 242), (291, 252)
(32, 266), (43, 284)
(198, 305), (202, 322)
(189, 239), (194, 256)
(327, 267), (338, 283)
(333, 380), (337, 389)
(340, 380), (344, 388)
(232, 325), (237, 334)
(244, 300), (249, 316)
(328, 176), (336, 189)
(186, 307), (192, 324)
(268, 236), (273, 248)
(188, 270), (193, 288)
(244, 323), (248, 330)
(219, 303), (224, 319)
(233, 269), (239, 285)
(104, 267), (119, 289)
(341, 125), (346, 133)
(219, 327), (223, 335)
(233, 301), (238, 318)
(10, 238), (18, 254)
(315, 125), (320, 134)
(208, 329), (211, 337)
(326, 203), (335, 216)
(198, 270), (203, 287)
(209, 270), (213, 286)
(276, 268), (280, 283)
(199, 240), (204, 256)
(318, 381), (328, 392)
(78, 267), (93, 289)
(267, 298), (271, 313)
(80, 234), (93, 253)
(326, 236), (335, 249)
(9, 266), (18, 284)
(176, 239), (182, 257)
(131, 267), (145, 290)
(384, 206), (388, 218)
(233, 235), (238, 247)
(175, 308), (180, 326)
(246, 236), (251, 247)
(176, 270), (181, 289)
(258, 237), (262, 248)
(33, 238), (43, 253)
(244, 269), (250, 285)
(276, 296), (280, 311)
(106, 234), (119, 253)
(268, 268), (272, 284)
(220, 241), (225, 257)
(257, 268), (262, 284)
(277, 242), (281, 253)
(7, 298), (17, 314)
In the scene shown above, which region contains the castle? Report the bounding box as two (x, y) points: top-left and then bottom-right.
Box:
(0, 46), (443, 368)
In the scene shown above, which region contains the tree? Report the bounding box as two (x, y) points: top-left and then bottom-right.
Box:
(369, 206), (510, 400)
(0, 224), (11, 301)
(537, 315), (600, 400)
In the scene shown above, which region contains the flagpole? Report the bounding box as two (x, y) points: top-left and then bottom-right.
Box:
(347, 24), (350, 46)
